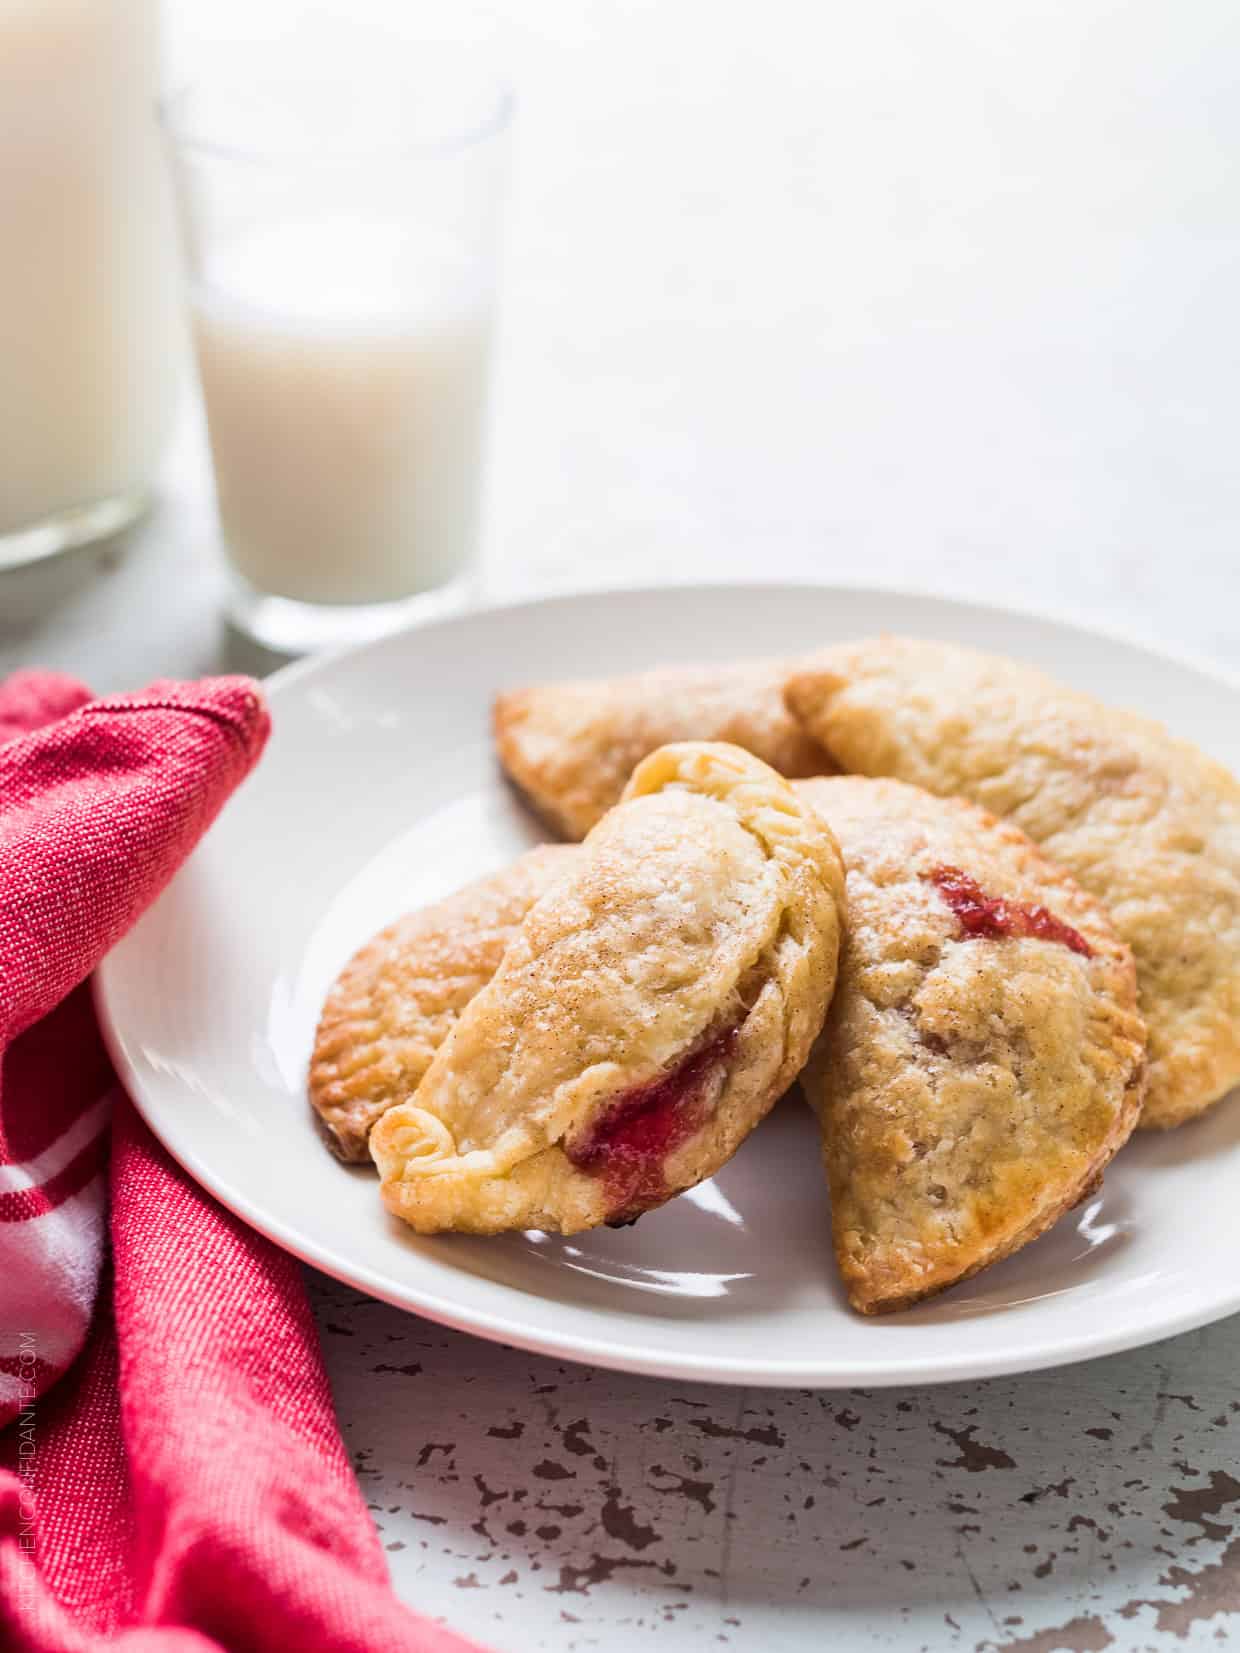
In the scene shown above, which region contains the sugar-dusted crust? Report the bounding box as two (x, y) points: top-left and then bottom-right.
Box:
(787, 638), (1240, 1129)
(794, 777), (1146, 1315)
(493, 658), (831, 840)
(309, 846), (575, 1160)
(371, 743), (845, 1235)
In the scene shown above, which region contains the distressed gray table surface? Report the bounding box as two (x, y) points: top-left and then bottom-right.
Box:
(4, 3), (1240, 1649)
(314, 1272), (1240, 1653)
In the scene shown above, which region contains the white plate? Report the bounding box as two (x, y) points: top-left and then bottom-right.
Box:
(97, 583), (1240, 1387)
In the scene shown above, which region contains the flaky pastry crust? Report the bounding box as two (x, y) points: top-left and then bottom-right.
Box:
(309, 846), (575, 1160)
(795, 776), (1147, 1314)
(493, 658), (831, 840)
(786, 637), (1240, 1127)
(370, 742), (845, 1234)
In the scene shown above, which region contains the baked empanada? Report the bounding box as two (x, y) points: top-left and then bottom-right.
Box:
(796, 776), (1146, 1314)
(310, 846), (575, 1160)
(370, 743), (845, 1234)
(493, 658), (830, 839)
(786, 638), (1240, 1128)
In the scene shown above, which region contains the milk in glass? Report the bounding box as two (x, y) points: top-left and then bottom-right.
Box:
(0, 0), (179, 546)
(192, 218), (493, 607)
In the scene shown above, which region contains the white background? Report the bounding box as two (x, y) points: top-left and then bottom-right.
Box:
(5, 0), (1239, 683)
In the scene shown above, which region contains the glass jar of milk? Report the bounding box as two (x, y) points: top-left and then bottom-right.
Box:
(164, 41), (511, 654)
(0, 0), (180, 569)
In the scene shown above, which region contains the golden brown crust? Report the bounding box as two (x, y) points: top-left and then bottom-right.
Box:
(371, 743), (846, 1235)
(309, 846), (575, 1160)
(786, 637), (1240, 1128)
(493, 658), (831, 840)
(795, 776), (1146, 1315)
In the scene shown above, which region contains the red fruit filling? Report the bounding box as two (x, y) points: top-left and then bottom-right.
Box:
(565, 1025), (740, 1223)
(923, 865), (1093, 958)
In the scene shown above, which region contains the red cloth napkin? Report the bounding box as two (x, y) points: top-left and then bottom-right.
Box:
(0, 671), (485, 1653)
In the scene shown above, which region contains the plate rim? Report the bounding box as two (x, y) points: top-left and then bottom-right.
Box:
(96, 578), (1240, 1388)
(261, 571), (1240, 704)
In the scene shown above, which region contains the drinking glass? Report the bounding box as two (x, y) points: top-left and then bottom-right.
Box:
(0, 0), (179, 570)
(163, 38), (511, 653)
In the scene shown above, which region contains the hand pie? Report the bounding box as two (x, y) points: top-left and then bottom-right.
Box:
(786, 638), (1240, 1128)
(310, 846), (575, 1160)
(795, 776), (1146, 1315)
(493, 658), (831, 839)
(370, 743), (845, 1235)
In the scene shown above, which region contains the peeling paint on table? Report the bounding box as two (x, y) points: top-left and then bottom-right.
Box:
(311, 1272), (1240, 1653)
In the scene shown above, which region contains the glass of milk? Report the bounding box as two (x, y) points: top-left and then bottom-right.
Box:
(163, 37), (511, 653)
(0, 0), (180, 570)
